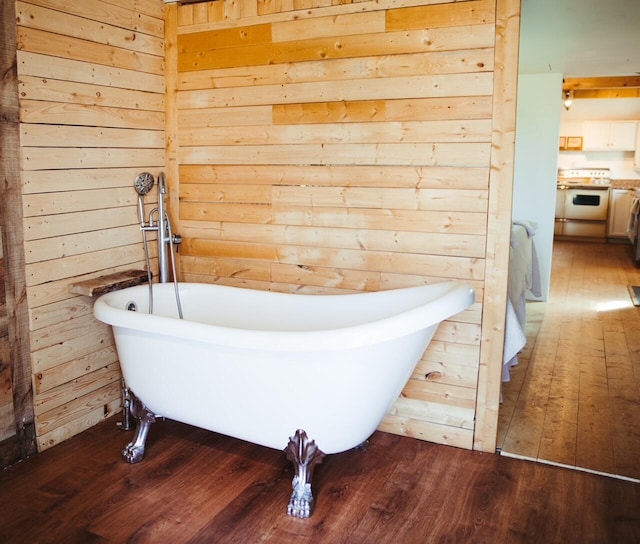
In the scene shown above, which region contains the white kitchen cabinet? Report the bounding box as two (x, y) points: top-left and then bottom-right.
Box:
(608, 188), (635, 238)
(583, 121), (636, 151)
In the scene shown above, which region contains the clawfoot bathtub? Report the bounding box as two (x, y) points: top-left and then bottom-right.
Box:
(94, 281), (474, 518)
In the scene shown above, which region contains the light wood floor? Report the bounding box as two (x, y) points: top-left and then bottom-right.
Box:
(498, 240), (640, 481)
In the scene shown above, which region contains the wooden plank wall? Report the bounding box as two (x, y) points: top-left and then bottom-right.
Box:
(169, 0), (519, 450)
(1, 3), (15, 454)
(13, 0), (166, 451)
(0, 245), (11, 444)
(1, 0), (37, 466)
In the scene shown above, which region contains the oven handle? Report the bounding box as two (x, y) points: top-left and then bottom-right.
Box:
(557, 185), (610, 191)
(572, 194), (603, 206)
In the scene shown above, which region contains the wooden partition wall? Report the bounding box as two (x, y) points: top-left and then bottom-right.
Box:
(168, 0), (520, 451)
(1, 0), (166, 458)
(1, 0), (519, 461)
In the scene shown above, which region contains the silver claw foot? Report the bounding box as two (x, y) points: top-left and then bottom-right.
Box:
(122, 392), (156, 464)
(284, 429), (325, 519)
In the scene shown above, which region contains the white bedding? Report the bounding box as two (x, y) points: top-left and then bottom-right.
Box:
(503, 221), (541, 382)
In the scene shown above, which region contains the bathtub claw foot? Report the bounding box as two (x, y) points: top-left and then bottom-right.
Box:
(122, 392), (156, 464)
(285, 429), (325, 519)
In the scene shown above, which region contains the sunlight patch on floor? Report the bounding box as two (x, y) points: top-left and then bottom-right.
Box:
(595, 299), (633, 312)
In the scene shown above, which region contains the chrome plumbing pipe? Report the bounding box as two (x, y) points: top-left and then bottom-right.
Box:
(157, 172), (169, 283)
(140, 172), (181, 284)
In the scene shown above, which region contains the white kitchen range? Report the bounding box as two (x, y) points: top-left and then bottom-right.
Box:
(555, 168), (611, 239)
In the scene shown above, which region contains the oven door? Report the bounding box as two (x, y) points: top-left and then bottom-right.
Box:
(564, 187), (609, 220)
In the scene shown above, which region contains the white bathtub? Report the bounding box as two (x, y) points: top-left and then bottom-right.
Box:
(94, 281), (474, 517)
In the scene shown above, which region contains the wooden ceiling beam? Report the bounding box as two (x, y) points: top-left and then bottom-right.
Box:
(573, 88), (640, 99)
(563, 76), (640, 91)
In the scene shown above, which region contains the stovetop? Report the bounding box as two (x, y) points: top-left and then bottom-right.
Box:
(557, 168), (611, 187)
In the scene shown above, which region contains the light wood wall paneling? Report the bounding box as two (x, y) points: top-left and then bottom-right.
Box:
(181, 185), (489, 213)
(0, 0), (521, 456)
(178, 26), (494, 71)
(30, 312), (112, 353)
(20, 102), (165, 131)
(179, 119), (492, 146)
(34, 362), (121, 417)
(21, 0), (165, 35)
(25, 226), (143, 264)
(25, 244), (148, 288)
(178, 52), (494, 91)
(27, 260), (152, 309)
(165, 2), (182, 281)
(180, 239), (485, 280)
(179, 142), (491, 166)
(177, 73), (494, 108)
(29, 296), (95, 334)
(388, 396), (475, 430)
(37, 396), (122, 451)
(473, 0), (521, 453)
(20, 124), (165, 149)
(13, 0), (166, 450)
(19, 76), (165, 112)
(272, 96), (494, 123)
(36, 385), (121, 451)
(413, 359), (480, 389)
(105, 0), (166, 19)
(17, 51), (165, 93)
(171, 0), (518, 451)
(385, 0), (496, 29)
(24, 189), (139, 217)
(16, 1), (165, 56)
(180, 221), (486, 259)
(24, 208), (143, 240)
(378, 414), (474, 449)
(21, 147), (166, 171)
(33, 347), (119, 395)
(179, 164), (491, 189)
(22, 168), (162, 194)
(177, 0), (470, 32)
(18, 27), (164, 74)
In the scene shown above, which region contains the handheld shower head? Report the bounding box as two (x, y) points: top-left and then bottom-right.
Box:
(134, 172), (154, 227)
(134, 172), (155, 196)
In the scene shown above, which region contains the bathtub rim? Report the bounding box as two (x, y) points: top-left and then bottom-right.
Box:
(94, 281), (475, 353)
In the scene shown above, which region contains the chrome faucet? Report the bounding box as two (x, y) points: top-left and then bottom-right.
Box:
(155, 172), (182, 283)
(136, 172), (181, 283)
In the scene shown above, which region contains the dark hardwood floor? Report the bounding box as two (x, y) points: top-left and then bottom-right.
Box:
(1, 416), (638, 543)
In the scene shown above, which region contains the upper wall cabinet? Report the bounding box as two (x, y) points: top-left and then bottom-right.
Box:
(583, 121), (637, 151)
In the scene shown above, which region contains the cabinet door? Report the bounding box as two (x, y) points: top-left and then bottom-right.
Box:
(608, 189), (635, 238)
(609, 122), (636, 151)
(583, 121), (636, 151)
(583, 122), (610, 150)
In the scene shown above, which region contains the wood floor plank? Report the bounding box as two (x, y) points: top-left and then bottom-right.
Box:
(576, 355), (615, 473)
(501, 327), (559, 458)
(500, 240), (640, 480)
